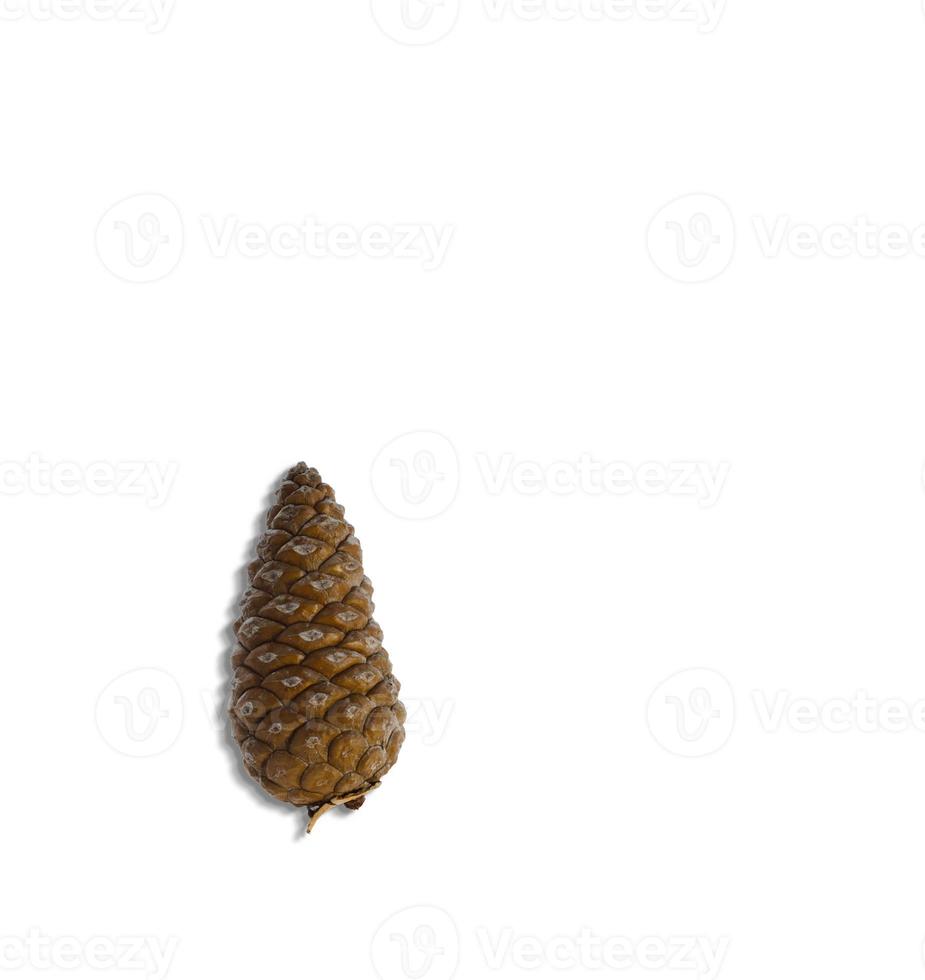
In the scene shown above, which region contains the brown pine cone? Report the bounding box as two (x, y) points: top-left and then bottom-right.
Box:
(230, 463), (405, 832)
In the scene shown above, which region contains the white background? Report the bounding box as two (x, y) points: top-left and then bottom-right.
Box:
(2, 1), (925, 979)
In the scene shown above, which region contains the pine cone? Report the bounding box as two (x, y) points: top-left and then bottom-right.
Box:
(230, 464), (405, 832)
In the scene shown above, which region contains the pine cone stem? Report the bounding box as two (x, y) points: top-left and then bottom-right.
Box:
(304, 782), (381, 833)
